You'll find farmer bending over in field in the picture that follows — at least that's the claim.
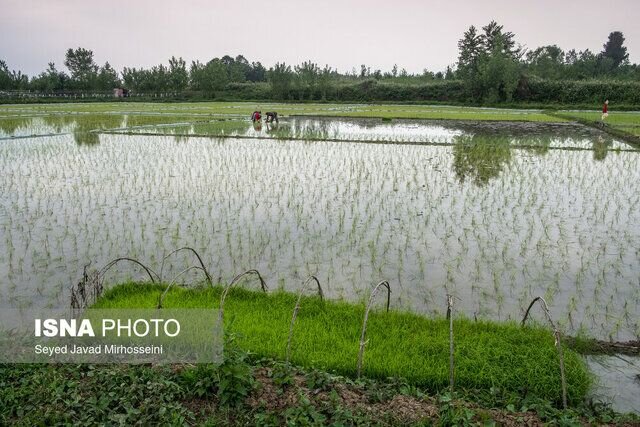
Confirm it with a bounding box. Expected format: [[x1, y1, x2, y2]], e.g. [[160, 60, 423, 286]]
[[251, 111, 262, 122], [601, 100, 609, 127], [265, 111, 279, 123]]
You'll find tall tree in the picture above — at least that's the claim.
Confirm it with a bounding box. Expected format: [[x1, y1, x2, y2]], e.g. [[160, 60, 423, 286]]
[[96, 62, 120, 90], [526, 45, 565, 79], [247, 61, 266, 82], [0, 60, 29, 90], [473, 34, 521, 102], [482, 21, 521, 59], [457, 25, 484, 78], [268, 62, 293, 99], [122, 67, 144, 90], [229, 55, 250, 82], [317, 65, 334, 100], [295, 61, 319, 89], [359, 64, 370, 78], [64, 47, 98, 89], [188, 61, 206, 91], [202, 59, 228, 92], [0, 60, 12, 89], [601, 31, 629, 68], [168, 56, 188, 90], [445, 65, 455, 80], [150, 64, 170, 91]]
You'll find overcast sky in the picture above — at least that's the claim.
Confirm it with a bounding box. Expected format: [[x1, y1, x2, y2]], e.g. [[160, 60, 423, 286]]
[[1, 0, 639, 76]]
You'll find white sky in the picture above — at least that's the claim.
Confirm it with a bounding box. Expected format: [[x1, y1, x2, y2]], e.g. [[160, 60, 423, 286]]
[[1, 0, 639, 76]]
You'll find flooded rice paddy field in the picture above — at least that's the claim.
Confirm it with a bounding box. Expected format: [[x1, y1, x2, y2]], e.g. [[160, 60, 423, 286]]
[[110, 116, 634, 151], [586, 355, 640, 414], [0, 102, 565, 121], [0, 105, 639, 344]]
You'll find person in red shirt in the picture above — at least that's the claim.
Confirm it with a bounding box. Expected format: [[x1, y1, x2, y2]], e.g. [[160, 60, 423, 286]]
[[601, 100, 609, 125]]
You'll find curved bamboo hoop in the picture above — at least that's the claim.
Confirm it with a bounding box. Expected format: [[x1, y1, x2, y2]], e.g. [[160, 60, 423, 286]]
[[286, 276, 324, 362], [218, 270, 268, 322], [357, 280, 391, 377], [98, 257, 159, 284], [71, 258, 158, 311], [522, 296, 568, 409], [70, 263, 92, 310], [159, 247, 212, 286], [157, 266, 207, 309], [447, 294, 455, 392]]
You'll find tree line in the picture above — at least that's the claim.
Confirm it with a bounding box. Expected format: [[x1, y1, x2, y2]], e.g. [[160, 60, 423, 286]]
[[1, 23, 638, 105]]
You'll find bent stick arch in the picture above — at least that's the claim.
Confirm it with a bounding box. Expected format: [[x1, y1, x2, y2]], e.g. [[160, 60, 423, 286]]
[[357, 280, 391, 377], [286, 276, 324, 362], [522, 296, 568, 409]]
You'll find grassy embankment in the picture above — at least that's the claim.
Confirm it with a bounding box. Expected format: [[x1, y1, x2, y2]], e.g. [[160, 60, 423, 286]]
[[92, 282, 590, 405], [549, 110, 640, 146]]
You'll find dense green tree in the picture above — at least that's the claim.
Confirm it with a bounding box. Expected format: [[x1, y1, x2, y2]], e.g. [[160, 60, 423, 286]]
[[13, 71, 29, 89], [294, 60, 319, 99], [220, 55, 234, 67], [122, 67, 143, 90], [247, 61, 266, 82], [317, 65, 334, 100], [0, 60, 12, 89], [31, 63, 64, 91], [268, 62, 293, 99], [565, 49, 578, 65], [601, 31, 629, 68], [168, 56, 188, 90], [457, 25, 484, 78], [0, 60, 29, 90], [526, 45, 565, 79], [445, 66, 455, 80], [188, 61, 206, 91], [482, 21, 521, 59], [120, 65, 169, 92], [458, 23, 521, 101], [145, 65, 169, 92], [229, 55, 250, 82], [64, 47, 98, 89], [96, 62, 120, 90], [572, 49, 599, 78], [472, 34, 521, 102], [201, 59, 228, 92]]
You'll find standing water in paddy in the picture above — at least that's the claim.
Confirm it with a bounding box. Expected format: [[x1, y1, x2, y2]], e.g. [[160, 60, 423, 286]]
[[0, 118, 639, 344]]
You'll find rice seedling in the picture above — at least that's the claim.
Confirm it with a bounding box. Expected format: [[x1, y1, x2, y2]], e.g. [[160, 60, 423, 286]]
[[91, 281, 592, 405]]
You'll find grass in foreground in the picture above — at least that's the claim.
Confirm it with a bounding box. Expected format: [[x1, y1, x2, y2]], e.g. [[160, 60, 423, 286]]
[[93, 282, 591, 405]]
